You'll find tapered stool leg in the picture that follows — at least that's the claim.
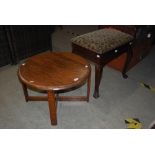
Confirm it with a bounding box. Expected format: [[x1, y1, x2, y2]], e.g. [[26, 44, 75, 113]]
[[47, 90, 57, 125], [122, 44, 133, 79], [87, 70, 91, 102], [93, 64, 103, 98]]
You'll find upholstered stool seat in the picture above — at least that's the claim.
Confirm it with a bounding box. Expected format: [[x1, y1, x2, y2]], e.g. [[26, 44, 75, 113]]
[[71, 28, 133, 54], [71, 28, 134, 98]]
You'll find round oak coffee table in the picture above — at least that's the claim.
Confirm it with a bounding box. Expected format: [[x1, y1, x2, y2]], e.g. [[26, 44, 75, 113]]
[[18, 51, 91, 125]]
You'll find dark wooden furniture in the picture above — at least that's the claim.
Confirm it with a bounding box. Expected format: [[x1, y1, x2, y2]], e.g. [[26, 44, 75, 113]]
[[71, 28, 134, 98], [0, 26, 12, 67], [5, 25, 55, 64], [18, 51, 91, 125], [0, 25, 55, 67], [99, 25, 155, 72]]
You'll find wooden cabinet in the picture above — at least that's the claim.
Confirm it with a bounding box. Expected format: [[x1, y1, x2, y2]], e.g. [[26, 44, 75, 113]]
[[5, 25, 55, 64], [0, 25, 55, 67], [0, 26, 11, 67], [99, 25, 154, 72]]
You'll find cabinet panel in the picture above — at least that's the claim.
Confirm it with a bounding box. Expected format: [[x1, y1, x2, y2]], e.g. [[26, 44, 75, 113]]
[[0, 26, 11, 67], [0, 25, 55, 67], [9, 25, 55, 63]]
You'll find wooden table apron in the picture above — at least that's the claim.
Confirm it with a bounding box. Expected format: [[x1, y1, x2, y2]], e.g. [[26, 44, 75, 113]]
[[18, 51, 91, 125]]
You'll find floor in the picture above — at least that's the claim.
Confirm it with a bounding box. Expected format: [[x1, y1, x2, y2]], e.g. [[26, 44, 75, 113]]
[[0, 25, 155, 128]]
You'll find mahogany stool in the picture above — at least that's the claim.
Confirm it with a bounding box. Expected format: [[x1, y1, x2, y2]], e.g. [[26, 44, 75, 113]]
[[71, 28, 134, 98]]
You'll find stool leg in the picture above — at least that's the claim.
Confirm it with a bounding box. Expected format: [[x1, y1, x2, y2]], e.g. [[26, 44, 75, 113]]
[[122, 45, 133, 79], [87, 70, 91, 102], [93, 64, 103, 98], [21, 83, 29, 102], [47, 90, 57, 125]]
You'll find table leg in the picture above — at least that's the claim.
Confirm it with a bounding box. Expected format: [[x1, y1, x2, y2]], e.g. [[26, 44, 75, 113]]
[[21, 82, 29, 102], [93, 64, 103, 98], [47, 90, 57, 125]]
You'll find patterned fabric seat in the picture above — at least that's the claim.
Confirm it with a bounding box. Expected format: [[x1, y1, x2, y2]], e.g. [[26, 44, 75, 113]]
[[71, 28, 134, 98], [71, 28, 134, 54]]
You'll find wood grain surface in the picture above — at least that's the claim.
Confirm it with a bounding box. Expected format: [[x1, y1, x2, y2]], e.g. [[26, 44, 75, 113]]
[[18, 51, 91, 91]]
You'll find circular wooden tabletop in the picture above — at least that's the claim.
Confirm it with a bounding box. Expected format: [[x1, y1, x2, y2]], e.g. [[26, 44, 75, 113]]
[[18, 51, 91, 91]]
